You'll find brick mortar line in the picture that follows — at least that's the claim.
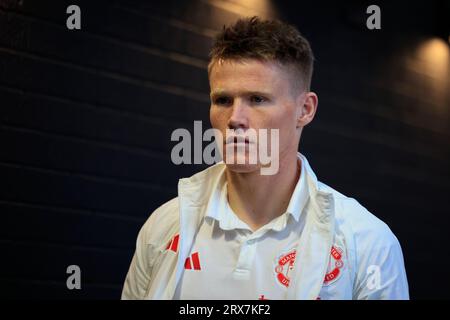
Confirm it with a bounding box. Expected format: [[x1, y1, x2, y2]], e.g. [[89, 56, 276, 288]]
[[0, 199, 145, 223], [0, 158, 175, 193], [0, 45, 209, 103]]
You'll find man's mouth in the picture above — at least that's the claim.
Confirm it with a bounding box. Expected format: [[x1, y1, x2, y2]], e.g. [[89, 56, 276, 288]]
[[225, 136, 251, 144]]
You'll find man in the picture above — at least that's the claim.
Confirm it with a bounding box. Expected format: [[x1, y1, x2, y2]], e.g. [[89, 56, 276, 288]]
[[121, 17, 409, 300]]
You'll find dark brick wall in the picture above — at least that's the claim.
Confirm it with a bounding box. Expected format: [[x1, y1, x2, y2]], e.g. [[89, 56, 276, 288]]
[[0, 0, 449, 299]]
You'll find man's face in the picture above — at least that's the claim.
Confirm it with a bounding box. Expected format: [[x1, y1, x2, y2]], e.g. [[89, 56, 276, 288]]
[[209, 59, 305, 174]]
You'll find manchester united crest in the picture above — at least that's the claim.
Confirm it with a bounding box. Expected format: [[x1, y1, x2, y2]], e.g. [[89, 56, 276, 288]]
[[323, 245, 344, 286], [274, 248, 297, 288], [274, 245, 344, 288]]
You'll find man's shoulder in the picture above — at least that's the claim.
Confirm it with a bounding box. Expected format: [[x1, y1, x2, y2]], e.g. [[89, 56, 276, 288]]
[[139, 197, 180, 246], [319, 182, 409, 299], [318, 181, 399, 249]]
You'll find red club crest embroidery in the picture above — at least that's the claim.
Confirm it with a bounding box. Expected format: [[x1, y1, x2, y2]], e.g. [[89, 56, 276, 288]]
[[323, 245, 344, 286], [274, 245, 344, 287], [274, 248, 297, 288]]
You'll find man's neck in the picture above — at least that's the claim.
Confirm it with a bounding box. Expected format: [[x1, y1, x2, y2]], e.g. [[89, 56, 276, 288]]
[[225, 151, 301, 232]]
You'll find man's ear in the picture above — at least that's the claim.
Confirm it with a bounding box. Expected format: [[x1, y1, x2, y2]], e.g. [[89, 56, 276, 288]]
[[296, 92, 318, 128]]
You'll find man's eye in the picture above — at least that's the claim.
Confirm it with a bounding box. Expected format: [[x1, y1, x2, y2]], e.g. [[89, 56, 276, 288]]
[[214, 97, 232, 105], [250, 96, 266, 104]]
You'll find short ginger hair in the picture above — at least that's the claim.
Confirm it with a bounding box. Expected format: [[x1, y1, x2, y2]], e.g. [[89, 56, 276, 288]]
[[208, 16, 315, 91]]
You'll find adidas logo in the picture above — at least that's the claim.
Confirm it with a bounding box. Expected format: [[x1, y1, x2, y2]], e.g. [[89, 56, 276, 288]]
[[166, 235, 201, 270], [166, 234, 179, 252], [184, 252, 201, 270]]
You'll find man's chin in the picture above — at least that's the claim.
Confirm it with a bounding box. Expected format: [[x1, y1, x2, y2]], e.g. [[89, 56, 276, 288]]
[[224, 163, 261, 174]]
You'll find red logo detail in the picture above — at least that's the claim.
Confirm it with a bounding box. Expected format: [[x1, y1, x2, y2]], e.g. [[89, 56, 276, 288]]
[[273, 245, 344, 287], [184, 252, 201, 270], [323, 245, 344, 285], [166, 234, 179, 252], [274, 249, 297, 288], [258, 294, 269, 300]]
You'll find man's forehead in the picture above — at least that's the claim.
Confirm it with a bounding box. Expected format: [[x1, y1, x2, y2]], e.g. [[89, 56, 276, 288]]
[[210, 58, 299, 89], [210, 80, 276, 96], [209, 59, 290, 92]]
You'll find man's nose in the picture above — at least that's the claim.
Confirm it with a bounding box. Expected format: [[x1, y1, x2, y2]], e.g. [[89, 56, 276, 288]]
[[227, 100, 249, 130]]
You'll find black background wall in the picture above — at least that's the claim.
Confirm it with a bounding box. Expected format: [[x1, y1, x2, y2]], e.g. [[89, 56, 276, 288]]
[[0, 0, 449, 299]]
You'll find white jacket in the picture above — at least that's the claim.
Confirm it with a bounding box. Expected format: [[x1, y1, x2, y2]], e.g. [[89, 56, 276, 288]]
[[121, 153, 409, 300]]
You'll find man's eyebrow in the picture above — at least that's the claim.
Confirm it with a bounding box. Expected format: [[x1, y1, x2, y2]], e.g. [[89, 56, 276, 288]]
[[210, 90, 273, 98], [210, 90, 228, 98]]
